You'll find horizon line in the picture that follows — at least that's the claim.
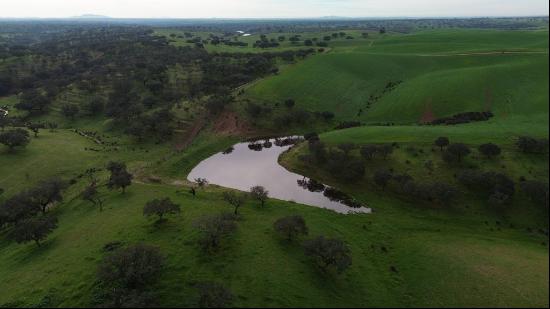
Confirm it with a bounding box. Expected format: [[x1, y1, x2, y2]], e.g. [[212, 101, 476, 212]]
[[1, 15, 549, 20]]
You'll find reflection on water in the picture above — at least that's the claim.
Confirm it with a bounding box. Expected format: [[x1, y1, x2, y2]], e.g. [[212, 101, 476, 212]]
[[187, 137, 371, 214]]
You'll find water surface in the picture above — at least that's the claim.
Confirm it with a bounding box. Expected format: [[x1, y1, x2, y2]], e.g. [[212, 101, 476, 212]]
[[187, 138, 371, 214]]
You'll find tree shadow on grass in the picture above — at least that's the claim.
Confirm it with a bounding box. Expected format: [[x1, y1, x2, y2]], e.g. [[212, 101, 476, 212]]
[[12, 237, 59, 266]]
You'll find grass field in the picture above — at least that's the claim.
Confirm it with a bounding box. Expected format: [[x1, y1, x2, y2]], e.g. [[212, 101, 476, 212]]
[[1, 28, 548, 308], [1, 139, 548, 307], [245, 29, 549, 129]]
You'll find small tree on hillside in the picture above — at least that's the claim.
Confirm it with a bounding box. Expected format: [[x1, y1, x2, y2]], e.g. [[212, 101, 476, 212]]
[[97, 244, 164, 307], [444, 143, 471, 163], [107, 161, 133, 193], [434, 137, 449, 151], [143, 198, 180, 223], [0, 128, 30, 152], [250, 186, 269, 207], [303, 236, 352, 274], [11, 215, 58, 247], [273, 215, 308, 241], [478, 143, 501, 159], [222, 191, 246, 215], [82, 183, 104, 211], [193, 213, 237, 252], [30, 178, 67, 214]]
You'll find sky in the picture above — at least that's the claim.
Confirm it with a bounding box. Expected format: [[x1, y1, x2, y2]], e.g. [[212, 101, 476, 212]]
[[0, 0, 548, 19]]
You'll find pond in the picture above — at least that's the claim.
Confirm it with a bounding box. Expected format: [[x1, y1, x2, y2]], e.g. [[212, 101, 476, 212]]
[[187, 137, 371, 214]]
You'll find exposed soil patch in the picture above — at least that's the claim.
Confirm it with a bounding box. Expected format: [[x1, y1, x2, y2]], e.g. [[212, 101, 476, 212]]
[[174, 118, 206, 151], [213, 111, 254, 136]]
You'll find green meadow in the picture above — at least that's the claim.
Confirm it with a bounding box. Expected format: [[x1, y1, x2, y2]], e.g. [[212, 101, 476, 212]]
[[245, 29, 549, 129]]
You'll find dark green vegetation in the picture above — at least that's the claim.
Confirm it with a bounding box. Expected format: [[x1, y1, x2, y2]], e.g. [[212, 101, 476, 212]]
[[0, 17, 548, 308]]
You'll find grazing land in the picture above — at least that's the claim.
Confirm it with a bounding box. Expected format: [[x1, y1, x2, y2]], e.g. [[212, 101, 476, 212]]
[[0, 17, 548, 308]]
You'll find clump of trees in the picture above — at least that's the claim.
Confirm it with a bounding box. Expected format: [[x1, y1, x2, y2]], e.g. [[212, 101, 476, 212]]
[[0, 128, 30, 152], [143, 198, 180, 223], [95, 244, 164, 307], [303, 236, 352, 274], [1, 178, 67, 244], [457, 169, 515, 206], [273, 215, 308, 241]]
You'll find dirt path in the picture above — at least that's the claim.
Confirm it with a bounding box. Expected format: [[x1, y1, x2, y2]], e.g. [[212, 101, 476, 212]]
[[174, 118, 206, 151]]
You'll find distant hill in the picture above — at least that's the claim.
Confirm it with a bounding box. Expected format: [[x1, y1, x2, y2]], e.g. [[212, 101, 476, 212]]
[[72, 14, 111, 19]]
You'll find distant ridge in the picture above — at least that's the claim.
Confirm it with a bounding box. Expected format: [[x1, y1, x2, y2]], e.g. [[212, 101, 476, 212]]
[[71, 14, 111, 19]]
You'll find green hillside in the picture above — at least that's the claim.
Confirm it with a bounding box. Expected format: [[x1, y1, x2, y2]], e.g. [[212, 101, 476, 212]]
[[245, 29, 549, 126]]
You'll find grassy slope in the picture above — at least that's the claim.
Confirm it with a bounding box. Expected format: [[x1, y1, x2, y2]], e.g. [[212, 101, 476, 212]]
[[0, 127, 547, 307], [245, 29, 549, 129]]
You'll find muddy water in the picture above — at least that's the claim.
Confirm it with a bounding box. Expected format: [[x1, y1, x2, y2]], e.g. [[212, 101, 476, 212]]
[[187, 138, 371, 214]]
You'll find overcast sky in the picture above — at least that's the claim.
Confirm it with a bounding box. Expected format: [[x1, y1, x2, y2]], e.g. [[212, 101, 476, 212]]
[[1, 0, 548, 18]]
